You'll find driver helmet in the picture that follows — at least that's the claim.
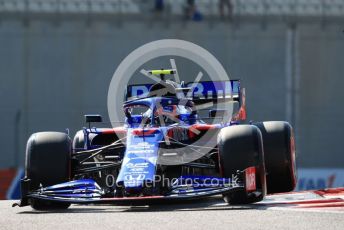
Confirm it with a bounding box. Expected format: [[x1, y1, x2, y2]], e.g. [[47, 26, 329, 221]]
[[154, 105, 178, 119]]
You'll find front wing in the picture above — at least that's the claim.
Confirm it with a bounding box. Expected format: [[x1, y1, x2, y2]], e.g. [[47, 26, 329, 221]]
[[24, 187, 244, 206], [13, 167, 257, 207]]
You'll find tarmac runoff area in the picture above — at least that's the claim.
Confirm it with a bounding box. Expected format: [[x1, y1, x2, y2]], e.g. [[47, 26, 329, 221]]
[[0, 188, 343, 230]]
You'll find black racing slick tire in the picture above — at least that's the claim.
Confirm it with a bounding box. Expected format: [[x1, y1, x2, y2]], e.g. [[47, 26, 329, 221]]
[[72, 130, 99, 152], [25, 132, 71, 210], [218, 125, 267, 204], [72, 130, 85, 152], [255, 121, 297, 194]]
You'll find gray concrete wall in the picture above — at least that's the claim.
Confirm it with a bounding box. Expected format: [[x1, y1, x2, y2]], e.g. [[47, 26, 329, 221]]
[[0, 18, 343, 168], [298, 24, 344, 167]]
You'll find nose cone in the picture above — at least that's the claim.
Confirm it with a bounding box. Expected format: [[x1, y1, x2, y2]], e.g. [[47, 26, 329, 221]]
[[116, 128, 164, 195]]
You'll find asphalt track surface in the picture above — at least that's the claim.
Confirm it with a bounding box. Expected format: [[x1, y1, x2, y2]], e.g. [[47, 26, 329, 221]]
[[1, 196, 343, 230]]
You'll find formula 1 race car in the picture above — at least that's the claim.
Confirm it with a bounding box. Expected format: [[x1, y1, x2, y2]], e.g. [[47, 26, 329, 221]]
[[14, 69, 297, 210]]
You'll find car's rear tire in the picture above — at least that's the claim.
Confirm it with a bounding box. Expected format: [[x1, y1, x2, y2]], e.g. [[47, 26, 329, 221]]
[[25, 132, 71, 210], [72, 130, 99, 152], [254, 121, 297, 194], [218, 125, 266, 204], [72, 130, 85, 152]]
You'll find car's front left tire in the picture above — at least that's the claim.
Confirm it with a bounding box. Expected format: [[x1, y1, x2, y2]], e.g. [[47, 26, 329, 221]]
[[218, 125, 267, 204]]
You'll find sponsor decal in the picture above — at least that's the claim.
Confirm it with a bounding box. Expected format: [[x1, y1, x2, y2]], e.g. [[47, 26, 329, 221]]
[[126, 162, 149, 168], [130, 142, 155, 150], [296, 168, 344, 191], [127, 81, 239, 101], [127, 149, 155, 154], [245, 167, 256, 192], [124, 174, 146, 181]]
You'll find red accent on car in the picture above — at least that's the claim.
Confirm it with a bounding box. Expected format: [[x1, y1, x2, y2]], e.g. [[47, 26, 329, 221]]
[[132, 128, 158, 136], [245, 167, 256, 192], [101, 127, 127, 134], [190, 124, 217, 131], [188, 129, 196, 139], [187, 124, 217, 139], [232, 106, 247, 121], [238, 106, 247, 120]]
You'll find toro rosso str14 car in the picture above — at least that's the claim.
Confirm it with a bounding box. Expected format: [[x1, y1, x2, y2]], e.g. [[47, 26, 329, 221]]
[[14, 69, 297, 210]]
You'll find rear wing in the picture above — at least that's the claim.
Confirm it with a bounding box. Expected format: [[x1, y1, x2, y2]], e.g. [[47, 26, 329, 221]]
[[125, 80, 242, 106]]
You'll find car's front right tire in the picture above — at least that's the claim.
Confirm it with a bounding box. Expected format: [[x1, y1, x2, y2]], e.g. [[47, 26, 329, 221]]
[[25, 132, 71, 210]]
